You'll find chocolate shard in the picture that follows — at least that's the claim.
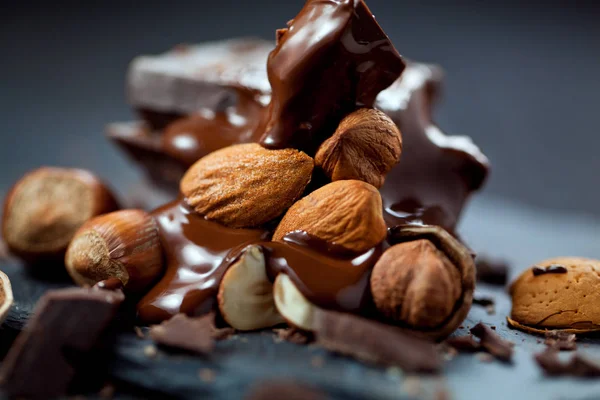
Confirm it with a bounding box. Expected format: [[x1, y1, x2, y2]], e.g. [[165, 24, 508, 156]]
[[260, 0, 405, 152], [472, 294, 495, 307], [475, 256, 509, 286], [446, 335, 481, 353], [535, 348, 600, 377], [470, 323, 513, 362], [313, 310, 441, 373], [0, 287, 124, 398], [544, 330, 577, 351], [245, 381, 329, 400], [149, 313, 216, 354], [127, 38, 273, 128], [532, 264, 568, 276]]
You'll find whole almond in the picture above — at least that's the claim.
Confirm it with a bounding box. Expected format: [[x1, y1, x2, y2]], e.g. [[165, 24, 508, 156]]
[[508, 257, 600, 334], [273, 180, 386, 253], [181, 143, 314, 228], [315, 108, 402, 189]]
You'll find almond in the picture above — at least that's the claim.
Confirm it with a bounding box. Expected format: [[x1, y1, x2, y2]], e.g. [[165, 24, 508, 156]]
[[181, 143, 314, 228], [315, 108, 402, 189], [273, 180, 386, 253], [508, 257, 600, 334]]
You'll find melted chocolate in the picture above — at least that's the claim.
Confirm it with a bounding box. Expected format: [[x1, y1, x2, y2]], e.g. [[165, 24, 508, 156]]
[[532, 264, 568, 276], [137, 200, 270, 324], [376, 63, 490, 232], [162, 88, 267, 166], [262, 231, 382, 314], [260, 0, 405, 152]]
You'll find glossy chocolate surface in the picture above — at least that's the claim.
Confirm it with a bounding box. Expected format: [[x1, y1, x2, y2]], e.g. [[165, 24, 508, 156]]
[[137, 200, 270, 324], [162, 87, 267, 166], [263, 231, 382, 314], [376, 63, 490, 232], [260, 0, 405, 152]]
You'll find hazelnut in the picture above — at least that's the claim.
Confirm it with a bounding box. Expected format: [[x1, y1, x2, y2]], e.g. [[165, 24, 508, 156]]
[[0, 271, 13, 325], [315, 108, 402, 189], [217, 245, 284, 331], [2, 167, 118, 264], [273, 180, 387, 253], [370, 225, 475, 340], [65, 210, 164, 292]]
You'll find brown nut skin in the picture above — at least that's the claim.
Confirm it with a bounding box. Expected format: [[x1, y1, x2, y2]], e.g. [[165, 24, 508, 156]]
[[315, 108, 402, 189], [2, 167, 119, 264], [508, 257, 600, 334], [65, 209, 164, 293], [371, 225, 475, 340], [273, 180, 387, 254], [181, 143, 314, 229]]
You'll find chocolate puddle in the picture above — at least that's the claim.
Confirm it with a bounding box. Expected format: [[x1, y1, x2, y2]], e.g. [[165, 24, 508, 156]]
[[137, 200, 270, 324]]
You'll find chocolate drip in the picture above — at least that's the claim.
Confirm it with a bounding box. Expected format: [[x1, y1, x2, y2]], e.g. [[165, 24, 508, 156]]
[[162, 87, 267, 166], [376, 63, 490, 232], [260, 0, 405, 152], [262, 231, 382, 314], [532, 264, 568, 276], [136, 200, 270, 324]]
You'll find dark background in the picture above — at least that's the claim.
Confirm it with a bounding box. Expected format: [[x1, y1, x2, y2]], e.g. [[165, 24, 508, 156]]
[[1, 0, 600, 215]]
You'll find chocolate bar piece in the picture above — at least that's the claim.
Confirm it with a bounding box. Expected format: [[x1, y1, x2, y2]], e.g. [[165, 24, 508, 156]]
[[0, 287, 124, 398], [127, 38, 273, 129], [260, 0, 405, 152]]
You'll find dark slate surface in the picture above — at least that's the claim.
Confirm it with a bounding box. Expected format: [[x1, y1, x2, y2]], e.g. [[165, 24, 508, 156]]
[[1, 195, 600, 400]]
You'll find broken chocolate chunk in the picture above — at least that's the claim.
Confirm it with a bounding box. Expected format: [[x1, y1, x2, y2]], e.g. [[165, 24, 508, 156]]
[[127, 38, 273, 128], [260, 0, 404, 152], [532, 264, 567, 276], [149, 313, 215, 354], [535, 348, 600, 377], [544, 330, 577, 351], [0, 287, 124, 398], [470, 323, 513, 362], [313, 310, 441, 373], [475, 256, 509, 285], [446, 336, 481, 353]]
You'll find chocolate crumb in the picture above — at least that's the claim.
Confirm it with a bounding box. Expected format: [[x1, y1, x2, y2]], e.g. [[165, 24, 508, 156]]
[[470, 323, 513, 362], [535, 348, 600, 377], [311, 355, 325, 368], [244, 381, 328, 400], [475, 256, 509, 285], [149, 313, 215, 354], [544, 331, 577, 351], [459, 326, 465, 329], [274, 328, 313, 345], [144, 345, 158, 358], [446, 336, 481, 353], [198, 368, 216, 383], [491, 326, 496, 330], [134, 326, 145, 339], [314, 310, 441, 373], [532, 264, 567, 276]]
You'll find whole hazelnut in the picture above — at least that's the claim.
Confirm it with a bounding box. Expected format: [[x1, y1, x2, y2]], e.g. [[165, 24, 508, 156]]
[[315, 108, 402, 189], [2, 167, 118, 264], [370, 225, 475, 340], [65, 209, 164, 292]]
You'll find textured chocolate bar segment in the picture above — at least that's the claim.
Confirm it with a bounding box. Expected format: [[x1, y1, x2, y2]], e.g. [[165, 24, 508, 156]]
[[127, 38, 273, 127], [0, 287, 124, 398], [314, 310, 441, 373]]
